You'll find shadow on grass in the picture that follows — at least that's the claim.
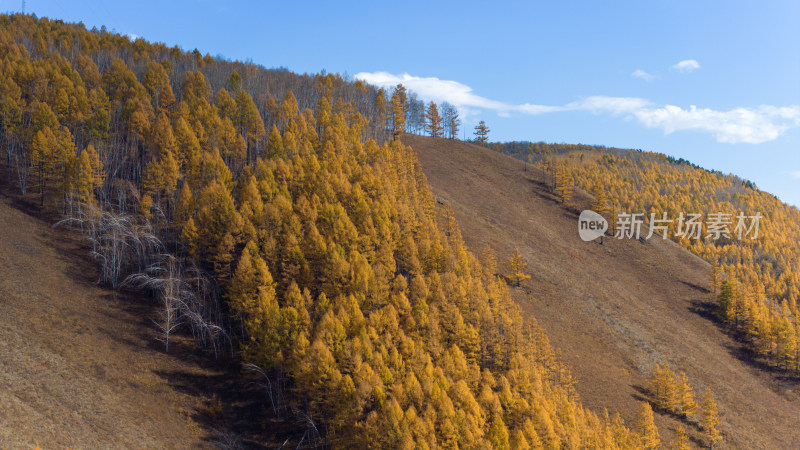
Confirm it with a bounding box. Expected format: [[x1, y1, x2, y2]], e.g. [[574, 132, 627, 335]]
[[680, 280, 711, 294], [0, 179, 301, 449], [688, 299, 800, 387], [154, 359, 301, 449], [630, 384, 703, 433]]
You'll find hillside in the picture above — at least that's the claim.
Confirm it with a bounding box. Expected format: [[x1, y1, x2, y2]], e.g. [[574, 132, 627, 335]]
[[0, 188, 280, 448], [404, 134, 800, 448]]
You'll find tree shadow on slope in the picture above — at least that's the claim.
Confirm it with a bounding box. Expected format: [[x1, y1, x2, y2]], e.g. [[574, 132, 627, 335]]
[[154, 358, 311, 449], [91, 289, 306, 447], [630, 384, 703, 433], [0, 182, 302, 448], [688, 299, 800, 387], [679, 280, 710, 294]]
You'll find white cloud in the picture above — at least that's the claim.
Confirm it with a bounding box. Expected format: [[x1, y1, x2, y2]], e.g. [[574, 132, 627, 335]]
[[354, 71, 800, 144], [127, 33, 139, 41], [631, 69, 658, 82], [354, 72, 512, 112], [672, 59, 700, 73], [634, 104, 800, 144], [566, 96, 653, 115], [791, 171, 800, 179]]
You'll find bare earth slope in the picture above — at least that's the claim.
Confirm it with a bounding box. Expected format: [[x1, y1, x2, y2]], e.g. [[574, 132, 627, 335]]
[[405, 134, 799, 449], [0, 193, 230, 448]]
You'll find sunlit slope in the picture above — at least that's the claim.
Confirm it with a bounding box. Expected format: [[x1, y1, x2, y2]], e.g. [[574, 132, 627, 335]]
[[405, 133, 800, 449], [0, 195, 212, 447]]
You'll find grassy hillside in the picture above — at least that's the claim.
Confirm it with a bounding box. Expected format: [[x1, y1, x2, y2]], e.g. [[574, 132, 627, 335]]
[[0, 190, 220, 447], [494, 141, 800, 377], [406, 134, 800, 448]]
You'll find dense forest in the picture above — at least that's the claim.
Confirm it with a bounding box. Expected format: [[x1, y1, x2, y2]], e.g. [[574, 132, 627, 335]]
[[493, 140, 800, 379], [0, 14, 675, 448]]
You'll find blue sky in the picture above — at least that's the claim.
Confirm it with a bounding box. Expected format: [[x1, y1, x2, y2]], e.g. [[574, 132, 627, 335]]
[[6, 0, 800, 206]]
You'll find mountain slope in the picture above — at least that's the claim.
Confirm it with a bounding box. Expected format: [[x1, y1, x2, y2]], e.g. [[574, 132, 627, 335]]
[[404, 134, 800, 448], [0, 192, 261, 448]]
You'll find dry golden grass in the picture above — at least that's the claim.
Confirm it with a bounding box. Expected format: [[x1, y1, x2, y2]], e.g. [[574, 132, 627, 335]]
[[0, 191, 217, 448]]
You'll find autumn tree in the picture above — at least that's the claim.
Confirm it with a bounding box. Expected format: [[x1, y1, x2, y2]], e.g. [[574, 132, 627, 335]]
[[372, 88, 387, 141], [674, 425, 690, 450], [30, 126, 58, 205], [590, 185, 609, 217], [75, 144, 104, 203], [142, 61, 176, 113], [554, 165, 573, 205], [235, 89, 265, 163], [634, 401, 660, 450], [424, 101, 443, 138], [649, 363, 678, 412], [504, 248, 531, 287], [675, 371, 698, 416], [701, 390, 722, 448], [389, 84, 407, 138], [474, 120, 490, 144]]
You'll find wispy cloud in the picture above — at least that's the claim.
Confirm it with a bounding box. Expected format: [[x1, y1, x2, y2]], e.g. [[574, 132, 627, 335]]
[[791, 171, 800, 179], [354, 72, 510, 112], [567, 96, 652, 115], [672, 59, 700, 73], [633, 105, 800, 144], [354, 71, 800, 144], [631, 69, 658, 82]]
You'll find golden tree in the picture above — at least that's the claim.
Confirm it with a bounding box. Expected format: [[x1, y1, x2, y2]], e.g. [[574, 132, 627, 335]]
[[675, 371, 698, 416], [30, 126, 58, 205], [675, 425, 690, 450], [424, 101, 443, 138], [634, 401, 660, 450], [390, 84, 407, 138], [505, 248, 531, 287], [590, 185, 609, 217], [648, 363, 678, 412], [554, 165, 573, 205], [701, 390, 722, 448], [75, 144, 104, 203]]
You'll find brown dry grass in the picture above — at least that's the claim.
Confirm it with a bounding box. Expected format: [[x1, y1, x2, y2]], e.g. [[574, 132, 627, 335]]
[[0, 187, 284, 448], [405, 134, 800, 449]]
